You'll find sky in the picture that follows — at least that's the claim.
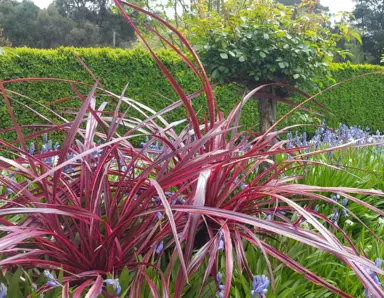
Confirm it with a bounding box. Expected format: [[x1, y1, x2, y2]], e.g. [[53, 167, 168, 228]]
[[32, 0, 355, 12]]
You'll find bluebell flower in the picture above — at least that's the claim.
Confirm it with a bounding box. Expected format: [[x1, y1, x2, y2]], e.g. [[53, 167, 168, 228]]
[[216, 272, 225, 297], [251, 275, 270, 298], [47, 139, 52, 150], [104, 278, 121, 295], [331, 208, 339, 225], [29, 142, 35, 155], [336, 155, 342, 167], [266, 214, 272, 221], [156, 241, 164, 254], [239, 182, 248, 190], [44, 270, 61, 287], [43, 270, 55, 280], [153, 196, 161, 205], [41, 144, 49, 153], [171, 198, 185, 205], [5, 187, 13, 195], [0, 283, 7, 298], [218, 233, 225, 251], [331, 195, 338, 202], [341, 198, 349, 216], [364, 258, 383, 297], [155, 211, 163, 220], [47, 280, 60, 287], [216, 272, 223, 284], [43, 133, 48, 144], [54, 142, 60, 150]]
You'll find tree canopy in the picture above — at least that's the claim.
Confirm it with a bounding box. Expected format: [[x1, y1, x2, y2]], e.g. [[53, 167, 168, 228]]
[[353, 0, 384, 64], [0, 0, 136, 48], [0, 27, 11, 47], [184, 0, 358, 132]]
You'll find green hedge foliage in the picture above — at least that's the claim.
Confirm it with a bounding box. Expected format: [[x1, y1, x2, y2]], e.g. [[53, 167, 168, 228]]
[[0, 47, 384, 144], [316, 63, 384, 131]]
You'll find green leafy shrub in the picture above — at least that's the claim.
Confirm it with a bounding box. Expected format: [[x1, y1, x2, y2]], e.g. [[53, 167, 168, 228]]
[[313, 63, 384, 130], [1, 48, 384, 140]]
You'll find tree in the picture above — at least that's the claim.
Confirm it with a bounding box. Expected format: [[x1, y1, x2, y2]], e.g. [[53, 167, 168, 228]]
[[0, 26, 11, 47], [353, 0, 384, 64], [54, 0, 136, 47], [0, 0, 136, 48], [0, 0, 40, 47], [186, 1, 353, 133], [34, 5, 76, 48], [276, 0, 329, 13]]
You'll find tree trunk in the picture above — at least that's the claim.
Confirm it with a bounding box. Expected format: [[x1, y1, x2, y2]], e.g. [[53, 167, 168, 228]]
[[257, 95, 276, 134]]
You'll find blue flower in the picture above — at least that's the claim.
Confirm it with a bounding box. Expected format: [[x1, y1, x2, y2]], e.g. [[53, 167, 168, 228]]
[[364, 258, 383, 296], [216, 272, 223, 284], [104, 278, 121, 295], [251, 275, 270, 298], [47, 139, 52, 150], [331, 208, 339, 225], [43, 133, 48, 144], [0, 283, 7, 298], [47, 280, 60, 287], [155, 212, 163, 220], [156, 241, 164, 254], [218, 233, 225, 251], [171, 198, 186, 205], [29, 142, 35, 155], [216, 272, 225, 297], [44, 270, 61, 287], [44, 270, 55, 281]]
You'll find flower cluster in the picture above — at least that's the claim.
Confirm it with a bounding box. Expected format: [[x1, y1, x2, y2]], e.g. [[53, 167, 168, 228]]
[[44, 270, 61, 288], [328, 195, 349, 225], [0, 283, 7, 298], [141, 137, 163, 152], [288, 122, 384, 158], [39, 134, 60, 167], [104, 278, 121, 295], [251, 275, 270, 298], [364, 258, 382, 297], [216, 272, 225, 298]]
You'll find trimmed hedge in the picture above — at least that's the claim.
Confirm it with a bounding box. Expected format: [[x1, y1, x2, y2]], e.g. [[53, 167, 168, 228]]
[[0, 47, 384, 143], [316, 63, 384, 131]]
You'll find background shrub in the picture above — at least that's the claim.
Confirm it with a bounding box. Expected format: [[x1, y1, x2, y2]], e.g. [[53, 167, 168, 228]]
[[0, 47, 384, 141]]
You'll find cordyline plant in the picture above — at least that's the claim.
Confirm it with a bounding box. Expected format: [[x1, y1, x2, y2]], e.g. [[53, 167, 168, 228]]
[[0, 1, 383, 297]]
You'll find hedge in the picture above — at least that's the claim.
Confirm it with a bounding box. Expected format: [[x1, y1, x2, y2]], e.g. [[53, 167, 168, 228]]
[[315, 63, 384, 131], [0, 47, 384, 143]]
